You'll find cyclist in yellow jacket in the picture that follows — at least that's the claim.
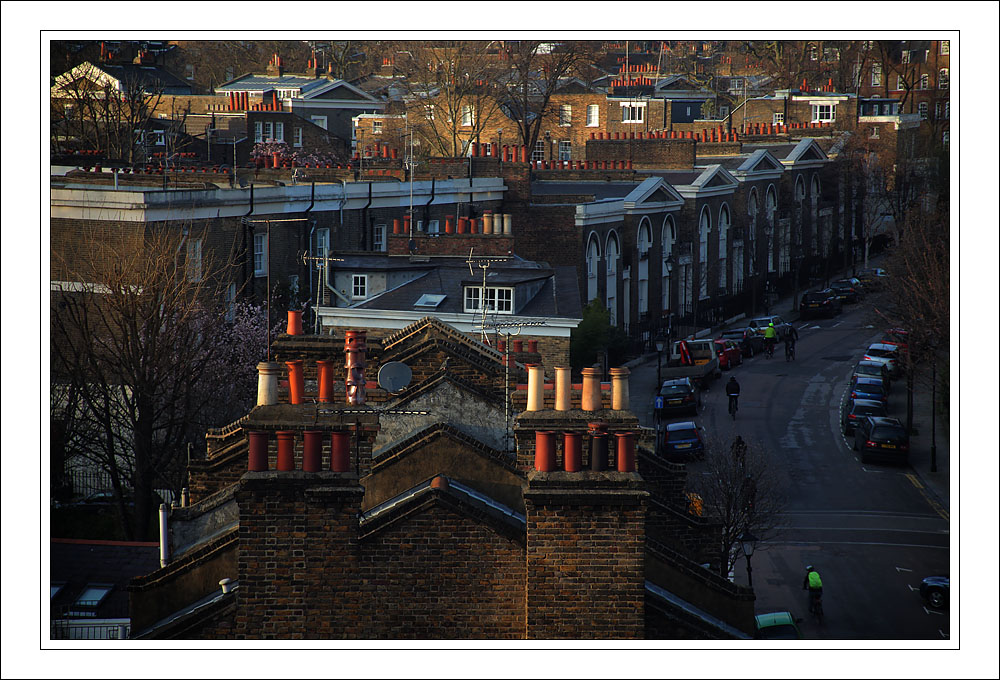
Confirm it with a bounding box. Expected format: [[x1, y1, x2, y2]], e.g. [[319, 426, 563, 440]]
[[763, 322, 778, 357], [803, 565, 823, 613]]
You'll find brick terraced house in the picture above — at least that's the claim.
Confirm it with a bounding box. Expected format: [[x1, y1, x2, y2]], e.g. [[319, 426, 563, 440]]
[[126, 317, 754, 639]]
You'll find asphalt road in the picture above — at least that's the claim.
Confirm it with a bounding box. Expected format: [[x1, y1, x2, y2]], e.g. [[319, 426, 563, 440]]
[[632, 301, 950, 641]]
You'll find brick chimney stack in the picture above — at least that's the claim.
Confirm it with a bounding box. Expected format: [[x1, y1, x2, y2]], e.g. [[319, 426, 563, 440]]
[[524, 470, 648, 638], [266, 53, 285, 78]]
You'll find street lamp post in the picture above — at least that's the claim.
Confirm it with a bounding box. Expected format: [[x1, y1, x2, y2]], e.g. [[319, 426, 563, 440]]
[[739, 530, 758, 589]]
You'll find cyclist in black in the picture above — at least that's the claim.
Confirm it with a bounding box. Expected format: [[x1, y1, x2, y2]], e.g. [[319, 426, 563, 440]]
[[784, 324, 799, 360], [726, 376, 741, 416]]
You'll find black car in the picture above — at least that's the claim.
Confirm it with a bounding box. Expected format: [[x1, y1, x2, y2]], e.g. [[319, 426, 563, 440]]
[[656, 378, 700, 416], [853, 416, 909, 463], [718, 327, 764, 357], [830, 279, 865, 304], [919, 575, 949, 609], [799, 289, 843, 319], [842, 398, 887, 435]]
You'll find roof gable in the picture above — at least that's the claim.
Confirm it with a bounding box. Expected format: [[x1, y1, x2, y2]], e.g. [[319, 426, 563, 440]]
[[623, 176, 685, 211], [737, 149, 785, 175], [783, 138, 829, 165]]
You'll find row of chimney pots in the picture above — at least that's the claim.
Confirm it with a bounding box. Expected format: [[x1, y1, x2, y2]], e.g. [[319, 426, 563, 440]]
[[391, 212, 513, 236], [534, 424, 636, 473]]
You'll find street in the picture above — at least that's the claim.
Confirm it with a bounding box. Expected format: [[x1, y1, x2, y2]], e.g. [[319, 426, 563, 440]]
[[632, 301, 950, 640]]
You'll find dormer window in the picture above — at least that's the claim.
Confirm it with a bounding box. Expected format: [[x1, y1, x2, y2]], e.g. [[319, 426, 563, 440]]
[[464, 286, 513, 314]]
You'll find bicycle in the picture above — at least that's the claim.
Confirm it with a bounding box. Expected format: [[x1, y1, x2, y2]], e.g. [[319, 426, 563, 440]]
[[765, 339, 775, 359], [728, 394, 739, 420], [808, 590, 824, 622], [785, 343, 795, 362]]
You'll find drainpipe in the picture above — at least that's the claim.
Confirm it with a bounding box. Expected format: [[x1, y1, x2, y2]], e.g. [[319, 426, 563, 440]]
[[304, 182, 316, 309], [158, 503, 169, 568], [423, 177, 436, 225], [242, 184, 255, 296], [362, 182, 373, 250]]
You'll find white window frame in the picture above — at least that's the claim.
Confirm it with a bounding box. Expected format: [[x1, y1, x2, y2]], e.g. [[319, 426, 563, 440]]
[[310, 115, 328, 130], [254, 121, 263, 143], [293, 127, 303, 147], [464, 286, 513, 314], [558, 140, 572, 161], [531, 140, 545, 161], [274, 122, 283, 143], [919, 73, 929, 90], [559, 104, 572, 126], [586, 104, 599, 127], [315, 228, 330, 262], [870, 126, 880, 139], [871, 64, 882, 87], [253, 233, 267, 277], [938, 69, 949, 89], [373, 120, 383, 134], [940, 40, 949, 55], [772, 112, 784, 125], [373, 224, 386, 252], [810, 104, 836, 123], [424, 105, 435, 121], [896, 75, 905, 91], [620, 101, 646, 124], [901, 50, 911, 65], [352, 274, 367, 300], [918, 102, 928, 120], [428, 219, 440, 234], [461, 105, 475, 127], [186, 238, 202, 282]]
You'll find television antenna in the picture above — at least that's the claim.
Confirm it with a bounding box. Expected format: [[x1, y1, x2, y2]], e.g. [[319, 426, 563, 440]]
[[465, 247, 510, 346], [300, 250, 345, 334]]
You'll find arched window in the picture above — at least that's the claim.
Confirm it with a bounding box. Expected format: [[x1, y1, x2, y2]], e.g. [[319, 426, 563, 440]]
[[811, 175, 822, 253], [698, 207, 711, 299], [718, 204, 730, 290], [765, 185, 777, 273], [586, 234, 601, 303], [637, 218, 651, 316], [605, 231, 619, 325], [662, 216, 675, 313], [938, 68, 949, 89]]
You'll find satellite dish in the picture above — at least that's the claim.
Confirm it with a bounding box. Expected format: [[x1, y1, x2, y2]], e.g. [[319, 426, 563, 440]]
[[377, 361, 412, 393]]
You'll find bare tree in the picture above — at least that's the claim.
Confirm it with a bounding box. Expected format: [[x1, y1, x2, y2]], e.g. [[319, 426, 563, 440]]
[[389, 41, 504, 158], [691, 436, 786, 579], [497, 40, 600, 151], [50, 226, 254, 540], [52, 61, 164, 164]]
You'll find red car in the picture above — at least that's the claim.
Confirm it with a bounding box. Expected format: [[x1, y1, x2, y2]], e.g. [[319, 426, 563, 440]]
[[881, 328, 910, 354], [713, 338, 743, 370]]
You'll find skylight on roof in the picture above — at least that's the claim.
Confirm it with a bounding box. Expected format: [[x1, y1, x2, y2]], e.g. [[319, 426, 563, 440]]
[[414, 294, 446, 309]]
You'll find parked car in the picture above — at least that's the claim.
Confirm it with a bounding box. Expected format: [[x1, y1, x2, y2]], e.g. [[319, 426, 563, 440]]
[[799, 289, 843, 319], [919, 575, 949, 609], [864, 342, 902, 377], [661, 421, 705, 462], [858, 267, 889, 288], [852, 360, 892, 391], [748, 315, 794, 341], [718, 327, 764, 357], [853, 416, 909, 463], [842, 398, 888, 435], [881, 328, 910, 355], [754, 612, 802, 640], [656, 377, 701, 416], [662, 339, 721, 388], [830, 279, 865, 303], [849, 376, 889, 407], [713, 338, 743, 370]]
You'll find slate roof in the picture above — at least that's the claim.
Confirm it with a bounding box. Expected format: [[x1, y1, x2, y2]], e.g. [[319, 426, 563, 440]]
[[530, 181, 641, 201], [352, 259, 582, 320], [215, 74, 330, 94], [94, 63, 193, 95], [50, 539, 160, 619]]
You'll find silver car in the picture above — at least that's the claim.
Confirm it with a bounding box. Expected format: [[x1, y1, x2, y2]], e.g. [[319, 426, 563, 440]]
[[863, 343, 901, 377]]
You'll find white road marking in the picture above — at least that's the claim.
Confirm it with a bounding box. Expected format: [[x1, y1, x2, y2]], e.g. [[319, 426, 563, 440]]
[[939, 630, 949, 639], [908, 584, 920, 592], [924, 607, 945, 616], [896, 566, 914, 572]]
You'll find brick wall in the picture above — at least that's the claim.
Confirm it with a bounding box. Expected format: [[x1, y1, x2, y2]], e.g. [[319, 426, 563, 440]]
[[524, 471, 648, 639], [361, 502, 525, 638], [387, 232, 513, 257], [585, 138, 696, 168], [234, 472, 366, 639]]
